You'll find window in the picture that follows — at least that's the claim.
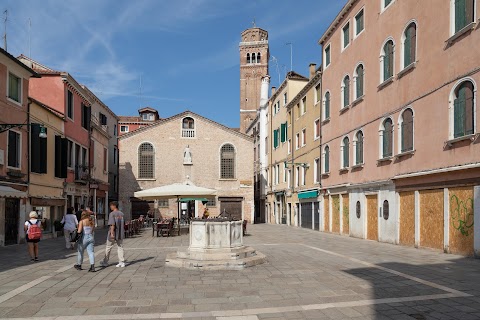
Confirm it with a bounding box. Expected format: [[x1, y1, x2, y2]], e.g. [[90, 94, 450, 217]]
[[280, 122, 288, 143], [324, 45, 331, 67], [114, 124, 117, 136], [324, 91, 331, 120], [354, 131, 364, 165], [295, 166, 300, 187], [403, 22, 417, 68], [296, 133, 300, 150], [355, 9, 364, 36], [81, 103, 91, 130], [206, 198, 216, 207], [113, 147, 117, 164], [400, 108, 414, 152], [257, 52, 261, 63], [341, 136, 350, 168], [383, 200, 390, 220], [273, 129, 280, 149], [103, 148, 108, 172], [220, 144, 235, 179], [288, 139, 291, 154], [342, 75, 350, 108], [356, 201, 361, 218], [301, 97, 307, 115], [453, 81, 475, 138], [246, 53, 251, 64], [265, 137, 268, 155], [252, 53, 256, 64], [182, 117, 195, 138], [54, 136, 67, 178], [315, 84, 321, 104], [67, 140, 74, 168], [301, 166, 306, 186], [301, 129, 306, 147], [454, 0, 475, 33], [158, 199, 169, 207], [283, 93, 288, 106], [67, 90, 74, 119], [382, 40, 394, 81], [138, 142, 154, 179], [8, 72, 21, 103], [314, 158, 320, 183], [383, 0, 393, 10], [323, 145, 330, 173], [342, 22, 350, 49], [7, 130, 21, 168], [314, 119, 320, 140], [355, 64, 364, 99], [275, 164, 280, 185], [99, 113, 107, 125], [31, 124, 47, 174], [120, 125, 129, 133], [381, 118, 394, 158]]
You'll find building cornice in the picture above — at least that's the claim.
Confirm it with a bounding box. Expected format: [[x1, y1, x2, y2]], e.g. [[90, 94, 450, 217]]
[[286, 71, 322, 111], [318, 0, 358, 45]]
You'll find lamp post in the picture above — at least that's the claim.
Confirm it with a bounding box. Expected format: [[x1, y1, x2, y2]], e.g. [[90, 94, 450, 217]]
[[0, 123, 47, 137]]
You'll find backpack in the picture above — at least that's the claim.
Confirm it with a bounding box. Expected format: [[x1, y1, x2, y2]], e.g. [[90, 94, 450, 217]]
[[28, 220, 42, 240]]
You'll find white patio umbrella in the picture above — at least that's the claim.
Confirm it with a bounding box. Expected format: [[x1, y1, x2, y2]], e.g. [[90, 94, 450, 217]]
[[133, 183, 217, 222]]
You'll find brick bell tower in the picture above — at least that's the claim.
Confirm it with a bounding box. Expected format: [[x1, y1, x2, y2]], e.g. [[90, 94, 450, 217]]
[[239, 26, 269, 133]]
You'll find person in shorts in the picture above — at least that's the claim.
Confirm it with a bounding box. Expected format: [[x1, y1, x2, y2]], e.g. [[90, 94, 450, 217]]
[[24, 211, 41, 262]]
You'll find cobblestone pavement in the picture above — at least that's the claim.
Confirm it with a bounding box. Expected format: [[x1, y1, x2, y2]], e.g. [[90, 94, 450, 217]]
[[0, 224, 479, 320]]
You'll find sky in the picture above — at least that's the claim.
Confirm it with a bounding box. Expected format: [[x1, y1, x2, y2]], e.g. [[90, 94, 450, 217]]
[[3, 0, 346, 128]]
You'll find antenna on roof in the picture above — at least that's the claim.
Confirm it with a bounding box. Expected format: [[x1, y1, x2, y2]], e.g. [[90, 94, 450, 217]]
[[252, 17, 256, 28], [3, 10, 7, 51], [270, 56, 281, 87]]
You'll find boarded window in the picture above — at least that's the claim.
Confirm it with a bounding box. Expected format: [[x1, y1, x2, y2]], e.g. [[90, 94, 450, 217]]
[[404, 23, 416, 67], [401, 109, 414, 152], [138, 143, 154, 179], [356, 131, 364, 165], [454, 81, 474, 138], [220, 144, 235, 179], [382, 118, 393, 158]]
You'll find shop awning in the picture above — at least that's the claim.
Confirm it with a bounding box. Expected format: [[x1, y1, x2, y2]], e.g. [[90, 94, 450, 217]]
[[298, 190, 319, 200], [178, 197, 209, 203], [0, 186, 27, 198]]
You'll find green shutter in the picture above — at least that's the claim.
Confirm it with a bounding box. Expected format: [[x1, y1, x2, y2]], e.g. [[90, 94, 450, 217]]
[[383, 48, 389, 81], [454, 95, 466, 138], [385, 0, 392, 7], [404, 29, 411, 67], [325, 46, 330, 66], [455, 0, 466, 32], [273, 130, 278, 148], [325, 148, 330, 172], [280, 123, 287, 143], [325, 93, 330, 118], [343, 141, 349, 167], [344, 78, 350, 107], [356, 67, 363, 97]]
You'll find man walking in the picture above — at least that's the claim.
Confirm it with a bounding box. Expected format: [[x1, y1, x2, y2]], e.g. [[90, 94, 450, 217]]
[[100, 201, 125, 268]]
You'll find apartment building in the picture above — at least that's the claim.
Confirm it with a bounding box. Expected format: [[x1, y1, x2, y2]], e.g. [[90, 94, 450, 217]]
[[318, 0, 479, 256]]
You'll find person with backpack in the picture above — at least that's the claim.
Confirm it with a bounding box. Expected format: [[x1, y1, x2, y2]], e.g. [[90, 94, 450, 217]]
[[61, 207, 78, 250], [24, 211, 42, 262], [74, 211, 96, 272], [100, 201, 125, 268]]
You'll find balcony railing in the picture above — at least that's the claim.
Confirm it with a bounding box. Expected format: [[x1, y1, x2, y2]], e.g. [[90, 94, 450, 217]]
[[182, 129, 195, 138], [75, 165, 90, 183]]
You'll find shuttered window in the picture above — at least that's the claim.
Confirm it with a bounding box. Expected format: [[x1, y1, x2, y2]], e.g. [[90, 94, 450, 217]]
[[315, 84, 321, 103], [343, 76, 350, 108], [355, 131, 364, 165], [355, 9, 364, 35], [356, 65, 364, 98], [343, 22, 350, 48], [31, 124, 47, 174], [324, 92, 331, 119], [220, 144, 235, 179], [54, 135, 68, 178], [8, 73, 21, 103], [67, 90, 74, 119], [273, 129, 279, 148], [401, 109, 414, 152], [138, 142, 154, 179], [383, 41, 394, 81], [324, 146, 330, 173], [7, 130, 20, 168], [382, 119, 393, 158], [455, 0, 475, 33], [81, 103, 91, 130], [404, 23, 416, 67], [280, 122, 287, 143], [384, 0, 393, 8], [342, 137, 350, 168], [325, 45, 331, 66], [454, 81, 475, 138]]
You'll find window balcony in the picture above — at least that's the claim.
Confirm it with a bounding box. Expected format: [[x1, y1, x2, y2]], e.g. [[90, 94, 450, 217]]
[[182, 129, 195, 138]]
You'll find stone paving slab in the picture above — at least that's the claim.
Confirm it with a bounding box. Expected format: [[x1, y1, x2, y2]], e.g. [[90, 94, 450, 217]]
[[0, 224, 479, 319]]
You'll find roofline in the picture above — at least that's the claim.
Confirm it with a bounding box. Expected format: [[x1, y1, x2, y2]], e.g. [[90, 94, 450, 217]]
[[119, 110, 254, 142], [318, 0, 358, 45], [2, 50, 40, 77], [269, 71, 309, 103], [28, 97, 65, 120], [286, 70, 322, 111], [81, 85, 119, 120]]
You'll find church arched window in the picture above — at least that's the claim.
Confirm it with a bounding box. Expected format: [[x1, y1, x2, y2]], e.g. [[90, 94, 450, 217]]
[[246, 53, 250, 64], [220, 144, 236, 179], [251, 53, 256, 64], [138, 142, 154, 179], [257, 52, 261, 63]]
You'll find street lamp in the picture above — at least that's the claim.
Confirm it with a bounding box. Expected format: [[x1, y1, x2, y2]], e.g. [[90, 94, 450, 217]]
[[0, 123, 47, 138]]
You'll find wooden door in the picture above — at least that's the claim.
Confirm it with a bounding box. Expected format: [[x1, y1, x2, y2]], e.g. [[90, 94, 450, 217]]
[[366, 195, 378, 241]]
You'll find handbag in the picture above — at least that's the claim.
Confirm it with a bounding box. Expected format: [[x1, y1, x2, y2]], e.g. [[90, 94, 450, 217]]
[[69, 229, 83, 243]]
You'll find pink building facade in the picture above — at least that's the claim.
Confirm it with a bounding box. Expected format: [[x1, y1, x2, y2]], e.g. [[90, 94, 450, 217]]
[[0, 49, 38, 245], [318, 0, 480, 256]]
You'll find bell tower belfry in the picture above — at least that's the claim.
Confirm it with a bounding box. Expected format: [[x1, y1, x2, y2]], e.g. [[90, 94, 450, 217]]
[[239, 27, 269, 133]]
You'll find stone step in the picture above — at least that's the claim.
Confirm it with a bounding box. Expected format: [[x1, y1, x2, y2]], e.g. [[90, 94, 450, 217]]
[[176, 246, 259, 261], [165, 250, 267, 270]]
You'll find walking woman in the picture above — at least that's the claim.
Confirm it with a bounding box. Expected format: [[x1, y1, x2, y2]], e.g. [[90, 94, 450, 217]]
[[61, 207, 78, 250], [74, 211, 96, 272], [24, 211, 42, 262]]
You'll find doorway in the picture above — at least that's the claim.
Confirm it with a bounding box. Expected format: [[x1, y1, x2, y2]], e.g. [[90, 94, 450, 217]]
[[366, 195, 378, 241], [5, 198, 19, 245]]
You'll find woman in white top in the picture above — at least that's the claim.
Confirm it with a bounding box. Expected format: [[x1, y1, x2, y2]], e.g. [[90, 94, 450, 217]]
[[61, 207, 78, 250]]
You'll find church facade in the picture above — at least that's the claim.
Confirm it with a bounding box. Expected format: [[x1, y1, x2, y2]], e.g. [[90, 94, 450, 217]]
[[118, 111, 254, 223]]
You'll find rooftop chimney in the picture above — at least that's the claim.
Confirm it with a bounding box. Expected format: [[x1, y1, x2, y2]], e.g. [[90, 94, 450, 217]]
[[309, 63, 317, 79], [271, 86, 276, 95]]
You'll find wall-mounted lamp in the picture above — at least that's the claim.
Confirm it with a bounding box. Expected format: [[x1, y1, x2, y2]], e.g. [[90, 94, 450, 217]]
[[0, 123, 47, 138]]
